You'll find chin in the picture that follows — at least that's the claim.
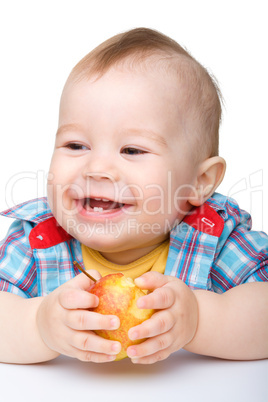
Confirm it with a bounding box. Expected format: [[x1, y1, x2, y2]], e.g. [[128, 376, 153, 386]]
[[77, 232, 125, 252]]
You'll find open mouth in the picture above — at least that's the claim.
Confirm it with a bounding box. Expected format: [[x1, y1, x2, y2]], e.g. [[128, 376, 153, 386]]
[[82, 197, 126, 213]]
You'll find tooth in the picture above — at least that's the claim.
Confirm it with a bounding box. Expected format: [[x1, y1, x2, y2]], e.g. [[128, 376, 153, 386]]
[[93, 207, 103, 212], [94, 198, 101, 201], [102, 199, 109, 202]]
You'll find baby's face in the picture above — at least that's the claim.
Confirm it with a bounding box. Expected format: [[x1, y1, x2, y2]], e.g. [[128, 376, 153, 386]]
[[47, 66, 200, 263]]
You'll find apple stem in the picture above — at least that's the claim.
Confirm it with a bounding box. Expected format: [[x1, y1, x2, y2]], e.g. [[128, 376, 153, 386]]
[[73, 261, 97, 282]]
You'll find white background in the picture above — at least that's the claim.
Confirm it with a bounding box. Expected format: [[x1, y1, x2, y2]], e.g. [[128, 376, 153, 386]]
[[1, 350, 268, 402], [0, 0, 267, 237], [0, 2, 267, 400]]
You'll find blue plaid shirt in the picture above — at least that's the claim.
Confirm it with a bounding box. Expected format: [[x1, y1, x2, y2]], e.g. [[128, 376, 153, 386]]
[[0, 193, 267, 298]]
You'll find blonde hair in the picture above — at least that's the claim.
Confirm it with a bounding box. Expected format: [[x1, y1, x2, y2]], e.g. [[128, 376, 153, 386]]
[[68, 28, 222, 157]]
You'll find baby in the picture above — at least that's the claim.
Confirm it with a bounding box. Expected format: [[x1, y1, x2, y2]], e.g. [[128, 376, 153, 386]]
[[0, 28, 267, 364]]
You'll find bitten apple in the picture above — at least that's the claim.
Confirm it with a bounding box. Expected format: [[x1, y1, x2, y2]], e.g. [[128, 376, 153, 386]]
[[88, 273, 154, 361]]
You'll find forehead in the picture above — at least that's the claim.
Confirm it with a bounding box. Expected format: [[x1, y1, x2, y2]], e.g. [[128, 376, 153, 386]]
[[65, 59, 179, 96], [62, 50, 220, 160], [61, 65, 187, 127], [62, 56, 194, 117], [59, 66, 189, 149]]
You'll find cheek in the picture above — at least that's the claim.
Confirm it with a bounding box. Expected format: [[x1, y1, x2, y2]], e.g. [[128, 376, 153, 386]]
[[135, 171, 170, 215], [140, 169, 195, 217], [47, 160, 77, 224], [47, 153, 79, 197], [171, 172, 197, 216], [48, 154, 74, 184], [47, 181, 70, 227], [141, 188, 165, 215]]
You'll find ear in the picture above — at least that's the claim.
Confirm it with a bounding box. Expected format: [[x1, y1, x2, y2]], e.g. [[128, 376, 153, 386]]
[[189, 156, 226, 207]]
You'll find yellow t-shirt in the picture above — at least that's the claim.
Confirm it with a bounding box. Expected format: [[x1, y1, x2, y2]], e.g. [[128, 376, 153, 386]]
[[81, 240, 169, 280]]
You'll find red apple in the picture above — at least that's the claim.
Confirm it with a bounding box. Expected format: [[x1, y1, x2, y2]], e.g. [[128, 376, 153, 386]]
[[88, 273, 154, 360]]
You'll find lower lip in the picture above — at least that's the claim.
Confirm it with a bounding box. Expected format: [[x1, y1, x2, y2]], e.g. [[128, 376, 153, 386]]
[[75, 199, 133, 221]]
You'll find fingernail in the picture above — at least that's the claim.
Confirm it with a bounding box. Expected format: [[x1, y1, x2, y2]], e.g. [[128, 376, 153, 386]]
[[110, 317, 120, 329], [129, 330, 138, 341], [112, 342, 121, 353], [138, 300, 145, 309], [135, 277, 145, 286]]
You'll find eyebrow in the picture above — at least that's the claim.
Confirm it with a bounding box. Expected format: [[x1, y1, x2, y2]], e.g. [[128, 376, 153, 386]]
[[56, 124, 84, 136], [126, 128, 168, 147], [56, 124, 168, 147]]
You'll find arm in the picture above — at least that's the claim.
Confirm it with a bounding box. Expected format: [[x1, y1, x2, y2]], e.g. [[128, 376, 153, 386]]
[[0, 292, 59, 364], [0, 272, 121, 364], [127, 273, 268, 363], [186, 281, 268, 360]]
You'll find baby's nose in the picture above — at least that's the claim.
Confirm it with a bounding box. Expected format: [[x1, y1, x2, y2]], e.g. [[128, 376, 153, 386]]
[[84, 171, 117, 182], [82, 151, 120, 182]]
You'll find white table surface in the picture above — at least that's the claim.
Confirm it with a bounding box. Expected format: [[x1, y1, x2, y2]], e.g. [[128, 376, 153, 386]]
[[1, 349, 267, 402]]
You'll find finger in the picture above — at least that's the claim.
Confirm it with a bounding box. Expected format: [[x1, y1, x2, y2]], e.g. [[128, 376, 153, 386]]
[[59, 288, 99, 309], [61, 343, 118, 363], [137, 286, 175, 310], [86, 269, 102, 281], [71, 270, 101, 290], [130, 348, 172, 365], [127, 332, 173, 360], [134, 271, 173, 291], [128, 310, 174, 341], [65, 310, 120, 331], [76, 351, 118, 363], [70, 331, 121, 357]]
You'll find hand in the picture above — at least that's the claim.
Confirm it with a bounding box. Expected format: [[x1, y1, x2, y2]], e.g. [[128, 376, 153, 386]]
[[127, 272, 198, 364], [36, 271, 121, 362]]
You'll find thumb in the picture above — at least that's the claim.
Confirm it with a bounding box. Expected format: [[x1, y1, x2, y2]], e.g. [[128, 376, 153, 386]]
[[73, 269, 102, 290], [134, 271, 171, 291]]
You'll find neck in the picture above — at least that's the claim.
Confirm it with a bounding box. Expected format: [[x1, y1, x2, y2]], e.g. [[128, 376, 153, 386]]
[[100, 239, 169, 265]]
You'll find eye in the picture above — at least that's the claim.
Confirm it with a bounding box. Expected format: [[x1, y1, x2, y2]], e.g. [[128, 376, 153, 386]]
[[65, 143, 89, 151], [121, 147, 147, 155]]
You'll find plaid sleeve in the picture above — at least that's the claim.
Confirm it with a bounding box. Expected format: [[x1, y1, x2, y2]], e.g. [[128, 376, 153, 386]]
[[211, 217, 268, 293], [0, 219, 37, 298]]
